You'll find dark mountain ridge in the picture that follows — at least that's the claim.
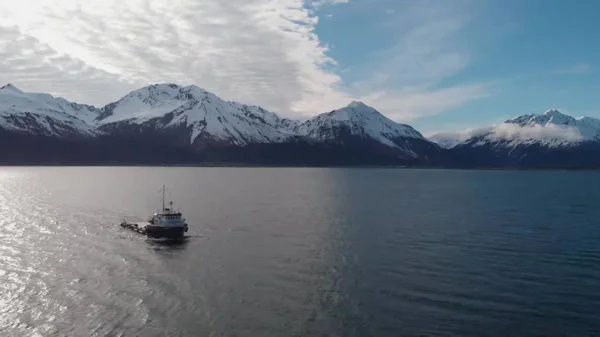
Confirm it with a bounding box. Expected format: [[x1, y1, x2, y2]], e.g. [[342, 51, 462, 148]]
[[2, 83, 600, 168]]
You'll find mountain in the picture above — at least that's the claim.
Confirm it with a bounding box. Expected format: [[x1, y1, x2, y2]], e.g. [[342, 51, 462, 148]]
[[295, 101, 441, 160], [4, 83, 600, 168], [95, 84, 297, 148], [430, 109, 600, 168], [0, 83, 441, 166], [0, 84, 99, 138], [432, 109, 600, 149], [505, 109, 600, 143], [428, 132, 471, 150]]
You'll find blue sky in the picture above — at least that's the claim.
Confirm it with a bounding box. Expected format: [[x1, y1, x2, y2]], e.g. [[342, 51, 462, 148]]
[[314, 0, 600, 134]]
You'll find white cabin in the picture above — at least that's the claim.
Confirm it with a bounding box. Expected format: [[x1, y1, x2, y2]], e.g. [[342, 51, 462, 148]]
[[148, 186, 187, 228], [150, 209, 186, 228]]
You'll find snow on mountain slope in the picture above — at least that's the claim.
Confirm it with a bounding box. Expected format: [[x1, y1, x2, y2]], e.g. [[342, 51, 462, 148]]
[[296, 101, 424, 146], [431, 109, 600, 149], [0, 82, 438, 159], [290, 101, 439, 158], [0, 84, 99, 137], [428, 132, 473, 149], [96, 84, 295, 145], [505, 109, 600, 141]]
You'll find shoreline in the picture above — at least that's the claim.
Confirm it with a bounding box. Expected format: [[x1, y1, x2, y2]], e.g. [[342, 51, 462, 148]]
[[0, 163, 598, 172]]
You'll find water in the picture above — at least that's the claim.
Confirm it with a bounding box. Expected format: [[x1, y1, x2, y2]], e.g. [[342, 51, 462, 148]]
[[1, 167, 599, 337]]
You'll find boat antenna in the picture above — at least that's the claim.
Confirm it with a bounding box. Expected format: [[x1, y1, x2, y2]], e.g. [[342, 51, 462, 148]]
[[162, 184, 166, 211]]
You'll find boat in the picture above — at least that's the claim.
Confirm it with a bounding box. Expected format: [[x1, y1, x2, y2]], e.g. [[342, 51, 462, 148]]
[[120, 185, 188, 239]]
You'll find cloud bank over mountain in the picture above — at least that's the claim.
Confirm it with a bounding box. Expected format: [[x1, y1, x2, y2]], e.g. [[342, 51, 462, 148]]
[[0, 0, 492, 122], [0, 0, 350, 117], [431, 112, 590, 149]]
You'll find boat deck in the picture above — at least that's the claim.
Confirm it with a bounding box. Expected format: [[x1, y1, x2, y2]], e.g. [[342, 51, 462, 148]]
[[120, 221, 150, 235], [120, 221, 188, 240]]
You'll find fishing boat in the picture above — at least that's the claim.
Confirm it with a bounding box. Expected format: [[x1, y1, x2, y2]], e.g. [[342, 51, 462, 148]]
[[120, 185, 188, 239]]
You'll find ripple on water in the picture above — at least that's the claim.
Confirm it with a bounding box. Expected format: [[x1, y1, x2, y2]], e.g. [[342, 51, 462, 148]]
[[2, 168, 600, 336]]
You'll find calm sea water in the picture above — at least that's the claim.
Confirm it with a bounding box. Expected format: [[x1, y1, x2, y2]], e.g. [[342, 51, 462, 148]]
[[1, 167, 600, 336]]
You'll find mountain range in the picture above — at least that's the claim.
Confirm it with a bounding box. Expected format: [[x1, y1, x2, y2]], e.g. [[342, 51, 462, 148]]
[[430, 109, 600, 168], [1, 82, 599, 168]]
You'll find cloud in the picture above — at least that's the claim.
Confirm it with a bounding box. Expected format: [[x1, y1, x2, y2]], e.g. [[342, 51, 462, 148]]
[[0, 0, 348, 117], [550, 63, 592, 75], [486, 123, 583, 144], [0, 0, 486, 122], [0, 25, 135, 104], [360, 84, 488, 120], [311, 0, 349, 7], [343, 0, 488, 121], [430, 123, 584, 148], [428, 130, 477, 148]]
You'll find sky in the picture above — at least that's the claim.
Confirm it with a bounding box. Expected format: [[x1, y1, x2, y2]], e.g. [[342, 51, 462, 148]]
[[0, 0, 598, 135]]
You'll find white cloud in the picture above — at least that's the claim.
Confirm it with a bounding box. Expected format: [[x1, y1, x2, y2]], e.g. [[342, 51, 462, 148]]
[[342, 0, 488, 121], [0, 25, 135, 104], [486, 123, 583, 144], [550, 63, 592, 75], [428, 130, 477, 148], [358, 84, 488, 121], [0, 0, 486, 122], [430, 123, 584, 148], [311, 0, 349, 7], [0, 0, 348, 117]]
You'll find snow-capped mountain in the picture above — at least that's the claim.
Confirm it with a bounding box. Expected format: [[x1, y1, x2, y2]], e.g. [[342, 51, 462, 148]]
[[430, 109, 600, 168], [93, 85, 439, 159], [430, 109, 600, 149], [0, 84, 99, 137], [96, 84, 295, 146], [296, 101, 423, 142], [295, 101, 438, 158], [0, 82, 440, 165], [505, 109, 600, 142], [3, 82, 600, 168], [428, 132, 472, 149]]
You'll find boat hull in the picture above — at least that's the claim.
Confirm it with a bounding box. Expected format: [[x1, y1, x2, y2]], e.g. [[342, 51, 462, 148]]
[[121, 221, 187, 239], [145, 225, 187, 239]]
